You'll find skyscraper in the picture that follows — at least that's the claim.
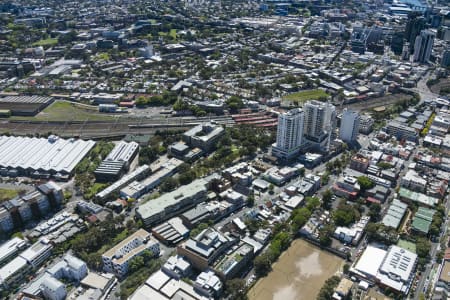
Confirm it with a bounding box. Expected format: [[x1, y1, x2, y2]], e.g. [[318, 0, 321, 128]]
[[441, 49, 450, 68], [413, 29, 434, 63], [303, 100, 336, 151], [405, 12, 426, 54], [340, 109, 360, 143], [391, 31, 404, 55], [272, 108, 304, 160]]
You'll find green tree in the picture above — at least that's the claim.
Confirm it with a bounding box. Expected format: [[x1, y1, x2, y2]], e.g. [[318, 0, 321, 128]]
[[226, 96, 244, 112], [247, 194, 255, 207], [333, 208, 357, 226], [305, 196, 320, 210], [368, 203, 382, 222], [322, 189, 333, 209], [129, 256, 145, 273], [318, 224, 334, 247], [160, 177, 178, 193], [224, 279, 248, 300], [254, 253, 272, 277], [317, 276, 340, 300], [291, 207, 311, 232], [357, 176, 375, 191], [416, 237, 431, 258]]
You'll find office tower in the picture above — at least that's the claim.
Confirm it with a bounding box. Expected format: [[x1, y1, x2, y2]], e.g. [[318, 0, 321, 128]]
[[405, 12, 426, 54], [391, 31, 404, 55], [351, 26, 369, 54], [340, 109, 360, 143], [441, 49, 450, 67], [413, 29, 434, 63], [272, 108, 304, 160], [401, 42, 410, 60], [303, 100, 336, 151]]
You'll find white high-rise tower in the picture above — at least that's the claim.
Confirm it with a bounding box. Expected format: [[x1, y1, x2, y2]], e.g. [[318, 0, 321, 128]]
[[340, 109, 360, 143], [303, 100, 336, 151], [272, 108, 304, 160], [413, 29, 434, 63]]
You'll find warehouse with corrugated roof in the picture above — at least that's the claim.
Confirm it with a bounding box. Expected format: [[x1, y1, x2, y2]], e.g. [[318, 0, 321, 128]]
[[0, 135, 95, 177]]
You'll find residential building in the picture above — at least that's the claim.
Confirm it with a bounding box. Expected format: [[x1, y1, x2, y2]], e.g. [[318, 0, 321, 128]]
[[382, 199, 408, 229], [161, 255, 192, 279], [182, 123, 225, 151], [398, 187, 439, 207], [303, 100, 336, 150], [0, 182, 63, 233], [340, 109, 360, 143], [332, 176, 360, 200], [120, 158, 183, 199], [0, 237, 28, 267], [20, 238, 53, 268], [386, 121, 418, 142], [79, 272, 115, 299], [0, 257, 30, 288], [350, 154, 370, 173], [413, 29, 435, 63], [22, 254, 88, 299], [0, 238, 53, 288], [405, 14, 426, 53], [411, 207, 436, 235], [177, 228, 236, 271], [333, 278, 354, 300], [334, 216, 370, 245], [132, 263, 216, 300], [271, 108, 304, 160], [95, 164, 150, 200], [136, 179, 208, 227], [41, 276, 66, 300], [102, 229, 159, 278], [193, 270, 223, 298], [435, 260, 450, 298], [213, 243, 254, 280], [401, 170, 427, 192]]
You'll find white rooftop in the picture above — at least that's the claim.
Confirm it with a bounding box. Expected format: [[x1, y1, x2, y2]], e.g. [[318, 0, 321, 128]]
[[0, 136, 95, 174], [379, 245, 417, 283], [353, 245, 387, 278], [0, 237, 26, 263]]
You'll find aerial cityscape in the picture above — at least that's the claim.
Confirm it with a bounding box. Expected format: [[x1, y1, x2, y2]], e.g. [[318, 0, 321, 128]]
[[0, 0, 449, 299]]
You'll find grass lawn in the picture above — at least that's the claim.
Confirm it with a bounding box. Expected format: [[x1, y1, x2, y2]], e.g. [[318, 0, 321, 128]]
[[169, 29, 177, 39], [397, 239, 416, 253], [32, 38, 58, 47], [95, 52, 110, 61], [0, 188, 20, 202], [11, 101, 117, 122], [159, 29, 177, 40], [282, 89, 329, 104]]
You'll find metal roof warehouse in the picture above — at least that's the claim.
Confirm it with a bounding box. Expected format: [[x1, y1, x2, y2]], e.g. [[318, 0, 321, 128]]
[[0, 135, 95, 176]]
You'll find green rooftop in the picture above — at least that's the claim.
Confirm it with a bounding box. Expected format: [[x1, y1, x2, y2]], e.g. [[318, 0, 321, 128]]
[[411, 207, 436, 234], [398, 187, 439, 207]]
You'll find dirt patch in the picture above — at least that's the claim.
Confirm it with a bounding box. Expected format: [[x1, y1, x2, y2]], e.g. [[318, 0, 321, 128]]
[[248, 239, 344, 300]]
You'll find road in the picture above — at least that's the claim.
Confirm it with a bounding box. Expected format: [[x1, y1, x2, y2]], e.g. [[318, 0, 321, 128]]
[[410, 71, 440, 103], [414, 193, 450, 299]]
